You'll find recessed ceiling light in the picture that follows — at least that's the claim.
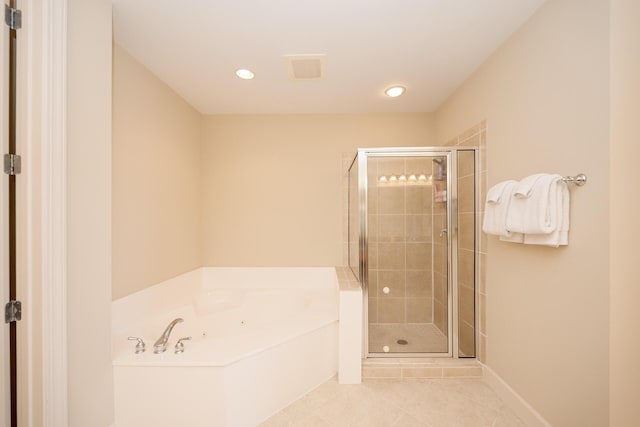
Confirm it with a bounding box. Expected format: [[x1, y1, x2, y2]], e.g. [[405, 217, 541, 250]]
[[385, 86, 406, 97], [235, 69, 255, 80]]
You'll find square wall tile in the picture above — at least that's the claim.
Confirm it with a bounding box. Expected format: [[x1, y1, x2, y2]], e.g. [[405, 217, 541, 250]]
[[378, 298, 405, 323], [407, 298, 432, 323], [368, 244, 378, 269], [368, 186, 378, 214], [378, 187, 405, 214], [459, 321, 476, 357], [458, 248, 475, 287], [368, 270, 379, 296], [433, 271, 446, 303], [406, 270, 432, 298], [378, 214, 405, 242], [457, 150, 476, 177], [406, 186, 432, 214], [458, 175, 475, 214], [458, 213, 475, 251], [405, 214, 433, 242], [368, 215, 379, 243], [434, 302, 445, 333], [406, 243, 432, 269], [378, 270, 405, 297], [459, 284, 475, 326], [433, 243, 446, 274], [368, 297, 378, 323], [378, 243, 405, 269]]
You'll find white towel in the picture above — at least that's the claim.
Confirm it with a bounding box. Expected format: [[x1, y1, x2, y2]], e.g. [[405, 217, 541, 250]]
[[524, 180, 570, 247], [482, 180, 519, 237], [500, 232, 524, 243], [486, 180, 515, 204], [506, 174, 563, 235], [513, 174, 546, 198]]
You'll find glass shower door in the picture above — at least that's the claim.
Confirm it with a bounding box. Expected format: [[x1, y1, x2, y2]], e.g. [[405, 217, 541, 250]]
[[365, 153, 450, 355]]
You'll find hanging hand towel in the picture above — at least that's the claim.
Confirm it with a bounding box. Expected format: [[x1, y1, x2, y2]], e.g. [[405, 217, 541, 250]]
[[524, 180, 570, 247], [513, 173, 546, 198], [482, 180, 521, 240], [506, 173, 563, 235]]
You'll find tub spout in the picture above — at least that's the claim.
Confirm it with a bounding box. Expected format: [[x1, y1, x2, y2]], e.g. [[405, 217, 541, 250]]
[[153, 318, 183, 354]]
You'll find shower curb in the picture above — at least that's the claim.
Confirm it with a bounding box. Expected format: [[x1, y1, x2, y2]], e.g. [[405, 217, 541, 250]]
[[362, 359, 482, 381]]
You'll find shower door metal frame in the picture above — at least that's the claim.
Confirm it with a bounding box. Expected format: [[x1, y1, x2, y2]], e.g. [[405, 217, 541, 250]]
[[356, 146, 476, 359], [3, 1, 20, 425]]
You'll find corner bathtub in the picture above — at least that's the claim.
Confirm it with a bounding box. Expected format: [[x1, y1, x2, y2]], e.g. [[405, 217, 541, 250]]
[[112, 267, 339, 427]]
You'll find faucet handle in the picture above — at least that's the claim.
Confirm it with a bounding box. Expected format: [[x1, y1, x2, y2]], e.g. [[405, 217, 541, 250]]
[[127, 336, 146, 354], [174, 336, 192, 354]]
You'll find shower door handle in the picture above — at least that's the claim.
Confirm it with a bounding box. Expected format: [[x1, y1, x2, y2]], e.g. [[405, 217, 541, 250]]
[[439, 228, 447, 237]]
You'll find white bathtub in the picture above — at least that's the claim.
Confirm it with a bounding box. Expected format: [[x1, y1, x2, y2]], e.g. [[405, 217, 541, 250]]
[[112, 267, 339, 427]]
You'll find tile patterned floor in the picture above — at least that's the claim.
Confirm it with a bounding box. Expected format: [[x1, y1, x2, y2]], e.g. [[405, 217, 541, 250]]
[[260, 377, 527, 427]]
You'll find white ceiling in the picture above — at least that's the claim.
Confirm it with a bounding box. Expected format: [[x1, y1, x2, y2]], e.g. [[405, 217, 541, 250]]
[[112, 0, 545, 115]]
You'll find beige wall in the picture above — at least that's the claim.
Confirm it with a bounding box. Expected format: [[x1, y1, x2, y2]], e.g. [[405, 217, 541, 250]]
[[201, 114, 434, 266], [610, 0, 640, 425], [435, 0, 609, 425], [67, 0, 114, 425], [112, 44, 202, 299], [107, 1, 636, 424]]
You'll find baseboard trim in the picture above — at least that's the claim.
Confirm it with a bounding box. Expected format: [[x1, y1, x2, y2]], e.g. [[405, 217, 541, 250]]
[[481, 364, 552, 427]]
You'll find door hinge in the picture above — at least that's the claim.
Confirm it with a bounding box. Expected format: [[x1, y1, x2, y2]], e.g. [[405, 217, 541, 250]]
[[5, 301, 21, 323], [4, 153, 21, 175], [4, 4, 21, 30]]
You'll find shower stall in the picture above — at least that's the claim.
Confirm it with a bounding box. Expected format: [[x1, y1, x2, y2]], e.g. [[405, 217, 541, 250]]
[[348, 147, 478, 358]]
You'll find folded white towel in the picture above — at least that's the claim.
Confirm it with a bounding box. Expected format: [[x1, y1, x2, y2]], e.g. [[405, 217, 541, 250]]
[[524, 180, 570, 247], [513, 174, 546, 198], [500, 233, 524, 243], [506, 174, 563, 235], [486, 180, 515, 204], [482, 180, 518, 237]]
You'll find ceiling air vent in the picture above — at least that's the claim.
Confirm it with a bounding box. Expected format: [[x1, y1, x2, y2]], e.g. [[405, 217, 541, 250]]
[[284, 54, 327, 80]]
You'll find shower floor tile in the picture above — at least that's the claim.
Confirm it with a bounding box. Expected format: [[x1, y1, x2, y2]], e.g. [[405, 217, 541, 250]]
[[369, 323, 448, 354], [260, 377, 527, 427]]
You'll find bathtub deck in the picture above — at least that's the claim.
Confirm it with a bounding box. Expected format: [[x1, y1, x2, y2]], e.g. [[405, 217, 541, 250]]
[[112, 267, 340, 427]]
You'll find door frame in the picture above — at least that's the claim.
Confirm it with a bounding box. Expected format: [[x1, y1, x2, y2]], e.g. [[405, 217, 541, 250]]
[[7, 0, 68, 424], [2, 0, 10, 423], [356, 147, 463, 358]]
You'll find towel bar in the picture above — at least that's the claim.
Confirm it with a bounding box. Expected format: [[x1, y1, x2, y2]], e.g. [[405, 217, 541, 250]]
[[562, 173, 587, 186]]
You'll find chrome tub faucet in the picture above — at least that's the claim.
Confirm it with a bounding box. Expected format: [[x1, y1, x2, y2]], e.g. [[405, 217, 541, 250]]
[[153, 318, 183, 354]]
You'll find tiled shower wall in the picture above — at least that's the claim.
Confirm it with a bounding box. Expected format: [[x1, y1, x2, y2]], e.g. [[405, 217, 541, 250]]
[[342, 120, 486, 359], [366, 157, 435, 325], [456, 151, 476, 357], [445, 121, 487, 360], [431, 172, 448, 336]]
